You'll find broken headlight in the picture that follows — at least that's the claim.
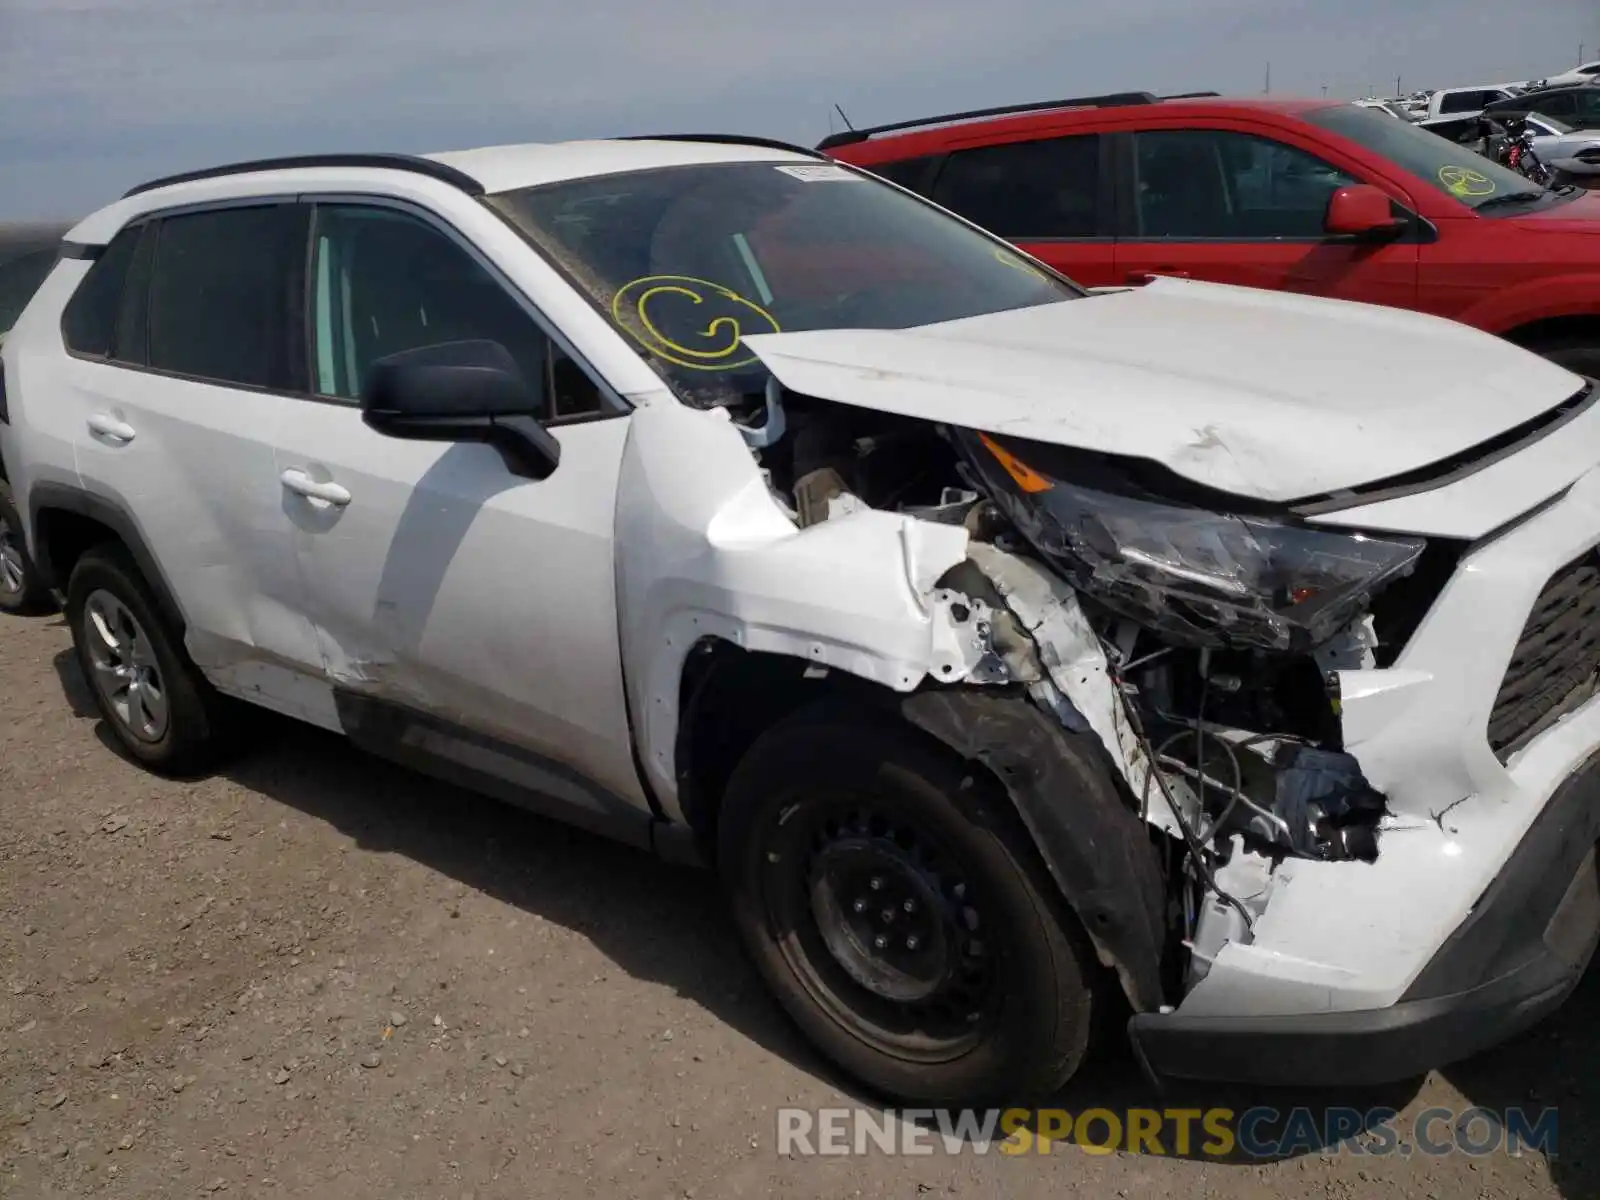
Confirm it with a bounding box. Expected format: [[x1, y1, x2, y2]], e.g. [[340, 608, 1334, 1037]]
[[963, 432, 1424, 652]]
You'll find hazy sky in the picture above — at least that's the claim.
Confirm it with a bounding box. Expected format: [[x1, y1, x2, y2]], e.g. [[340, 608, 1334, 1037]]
[[0, 0, 1594, 218]]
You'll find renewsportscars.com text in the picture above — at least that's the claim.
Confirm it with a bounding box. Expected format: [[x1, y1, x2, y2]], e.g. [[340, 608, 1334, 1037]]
[[776, 1105, 1559, 1159]]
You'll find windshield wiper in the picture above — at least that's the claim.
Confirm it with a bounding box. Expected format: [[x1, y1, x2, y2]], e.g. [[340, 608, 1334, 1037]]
[[1473, 190, 1547, 210]]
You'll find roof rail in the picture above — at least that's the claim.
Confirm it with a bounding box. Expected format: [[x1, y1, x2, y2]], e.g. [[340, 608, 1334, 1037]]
[[816, 91, 1162, 150], [1161, 91, 1222, 99], [619, 133, 827, 159], [122, 153, 485, 200]]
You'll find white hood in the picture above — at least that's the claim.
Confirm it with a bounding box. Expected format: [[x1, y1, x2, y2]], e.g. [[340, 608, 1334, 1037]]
[[743, 277, 1587, 504]]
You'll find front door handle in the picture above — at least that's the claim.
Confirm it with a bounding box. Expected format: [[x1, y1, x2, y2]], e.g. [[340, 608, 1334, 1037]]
[[280, 468, 352, 507], [87, 413, 136, 443], [1126, 269, 1192, 284]]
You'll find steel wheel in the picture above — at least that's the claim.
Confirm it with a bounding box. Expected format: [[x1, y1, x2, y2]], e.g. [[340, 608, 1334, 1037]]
[[0, 513, 26, 603], [81, 588, 170, 743], [764, 798, 1002, 1062]]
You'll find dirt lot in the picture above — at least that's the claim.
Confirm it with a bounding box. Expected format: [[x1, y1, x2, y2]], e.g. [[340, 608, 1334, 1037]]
[[1, 608, 1595, 1199]]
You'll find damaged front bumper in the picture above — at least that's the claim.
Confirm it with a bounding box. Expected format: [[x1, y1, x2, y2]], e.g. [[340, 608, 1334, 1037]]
[[1131, 763, 1600, 1086], [1133, 466, 1600, 1085]]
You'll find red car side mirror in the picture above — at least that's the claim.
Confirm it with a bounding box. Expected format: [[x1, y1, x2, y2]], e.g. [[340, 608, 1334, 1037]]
[[1325, 185, 1407, 238]]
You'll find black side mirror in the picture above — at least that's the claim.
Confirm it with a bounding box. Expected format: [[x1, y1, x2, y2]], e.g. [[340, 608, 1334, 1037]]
[[360, 340, 561, 480]]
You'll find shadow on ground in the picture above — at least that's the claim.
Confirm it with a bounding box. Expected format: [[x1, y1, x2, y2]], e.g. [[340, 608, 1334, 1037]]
[[49, 648, 1599, 1195]]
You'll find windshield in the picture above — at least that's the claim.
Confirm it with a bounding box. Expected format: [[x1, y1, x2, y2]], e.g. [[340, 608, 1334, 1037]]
[[487, 160, 1081, 407], [1303, 103, 1542, 209]]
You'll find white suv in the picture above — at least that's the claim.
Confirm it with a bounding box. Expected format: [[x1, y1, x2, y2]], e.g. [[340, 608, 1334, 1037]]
[[4, 136, 1598, 1105]]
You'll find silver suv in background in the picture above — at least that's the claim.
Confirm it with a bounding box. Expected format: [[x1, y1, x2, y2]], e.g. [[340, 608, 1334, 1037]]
[[0, 221, 73, 613]]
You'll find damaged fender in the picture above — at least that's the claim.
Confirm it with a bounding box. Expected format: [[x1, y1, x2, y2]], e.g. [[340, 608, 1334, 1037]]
[[614, 398, 1007, 818], [901, 688, 1168, 1013]]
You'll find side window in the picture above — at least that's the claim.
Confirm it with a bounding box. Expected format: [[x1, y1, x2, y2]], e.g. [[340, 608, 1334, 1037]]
[[862, 155, 941, 195], [61, 226, 142, 357], [147, 204, 307, 390], [309, 204, 602, 419], [1536, 93, 1579, 118], [1577, 92, 1600, 120], [929, 135, 1101, 238], [111, 223, 156, 366], [1439, 92, 1480, 114], [1133, 130, 1359, 240]]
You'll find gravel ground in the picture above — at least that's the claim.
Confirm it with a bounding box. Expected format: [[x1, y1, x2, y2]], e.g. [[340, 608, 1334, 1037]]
[[1, 608, 1595, 1199]]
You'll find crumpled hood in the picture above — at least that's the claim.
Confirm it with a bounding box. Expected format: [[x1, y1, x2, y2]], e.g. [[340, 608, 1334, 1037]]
[[743, 277, 1586, 503]]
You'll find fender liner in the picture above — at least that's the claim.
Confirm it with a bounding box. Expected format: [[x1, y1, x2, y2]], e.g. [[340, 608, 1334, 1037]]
[[28, 482, 188, 633], [901, 688, 1168, 1013]]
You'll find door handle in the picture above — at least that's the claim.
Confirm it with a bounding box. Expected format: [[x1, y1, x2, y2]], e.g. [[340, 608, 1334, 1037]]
[[1126, 270, 1192, 284], [87, 413, 136, 443], [280, 468, 352, 507]]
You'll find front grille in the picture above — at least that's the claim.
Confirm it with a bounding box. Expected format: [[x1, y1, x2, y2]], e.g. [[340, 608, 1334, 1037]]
[[1489, 550, 1600, 761]]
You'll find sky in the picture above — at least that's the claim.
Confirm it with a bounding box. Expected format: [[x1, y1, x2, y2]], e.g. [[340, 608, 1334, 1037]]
[[0, 0, 1595, 219]]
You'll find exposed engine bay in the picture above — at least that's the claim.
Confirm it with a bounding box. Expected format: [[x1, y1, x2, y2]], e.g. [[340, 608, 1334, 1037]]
[[728, 379, 1432, 992]]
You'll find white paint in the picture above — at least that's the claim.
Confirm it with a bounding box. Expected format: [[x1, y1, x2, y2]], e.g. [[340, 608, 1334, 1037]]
[[743, 276, 1584, 503], [17, 136, 1600, 1038], [1177, 461, 1600, 1015], [963, 542, 1192, 837], [614, 398, 989, 818]]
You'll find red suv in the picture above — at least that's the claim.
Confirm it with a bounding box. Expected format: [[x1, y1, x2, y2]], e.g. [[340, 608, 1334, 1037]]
[[821, 91, 1600, 374]]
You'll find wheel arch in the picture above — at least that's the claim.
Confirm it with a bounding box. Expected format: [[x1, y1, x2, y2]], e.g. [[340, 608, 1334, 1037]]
[[28, 483, 187, 634], [1502, 311, 1600, 352], [676, 637, 1170, 1014]]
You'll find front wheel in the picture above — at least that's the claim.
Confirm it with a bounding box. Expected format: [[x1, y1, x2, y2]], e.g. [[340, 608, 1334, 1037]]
[[719, 704, 1098, 1106]]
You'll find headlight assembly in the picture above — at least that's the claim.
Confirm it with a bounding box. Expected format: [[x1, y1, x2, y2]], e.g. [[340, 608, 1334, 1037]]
[[962, 432, 1425, 652]]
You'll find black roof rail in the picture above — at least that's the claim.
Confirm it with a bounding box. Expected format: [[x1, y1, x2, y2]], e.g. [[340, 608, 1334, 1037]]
[[815, 91, 1162, 150], [122, 153, 485, 200], [1161, 90, 1223, 99], [619, 133, 828, 159]]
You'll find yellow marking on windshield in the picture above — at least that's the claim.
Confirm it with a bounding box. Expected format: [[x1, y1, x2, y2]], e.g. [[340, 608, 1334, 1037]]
[[611, 275, 781, 371], [1438, 165, 1496, 198], [993, 248, 1049, 280]]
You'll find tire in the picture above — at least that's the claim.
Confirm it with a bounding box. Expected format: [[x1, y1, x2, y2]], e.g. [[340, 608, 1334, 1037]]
[[65, 542, 236, 775], [718, 703, 1097, 1106], [0, 478, 53, 615], [1527, 338, 1600, 378]]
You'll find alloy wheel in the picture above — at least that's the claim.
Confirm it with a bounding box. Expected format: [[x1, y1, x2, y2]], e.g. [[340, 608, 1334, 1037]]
[[81, 589, 169, 742], [0, 514, 25, 602]]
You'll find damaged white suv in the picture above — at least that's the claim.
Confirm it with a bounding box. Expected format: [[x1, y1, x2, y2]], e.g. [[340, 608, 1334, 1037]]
[[4, 136, 1599, 1105]]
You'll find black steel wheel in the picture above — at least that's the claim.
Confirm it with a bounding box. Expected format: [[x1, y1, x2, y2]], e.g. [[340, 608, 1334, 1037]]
[[720, 702, 1097, 1106]]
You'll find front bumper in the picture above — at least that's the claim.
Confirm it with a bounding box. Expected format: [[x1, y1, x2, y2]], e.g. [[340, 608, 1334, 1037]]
[[1129, 457, 1600, 1085], [1130, 754, 1600, 1086]]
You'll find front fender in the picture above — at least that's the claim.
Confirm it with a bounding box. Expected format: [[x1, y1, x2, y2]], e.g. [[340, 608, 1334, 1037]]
[[1457, 272, 1600, 336], [614, 398, 996, 821]]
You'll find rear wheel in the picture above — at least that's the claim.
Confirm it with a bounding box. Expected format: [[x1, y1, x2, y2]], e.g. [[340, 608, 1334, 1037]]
[[719, 704, 1097, 1106], [0, 478, 52, 615], [65, 543, 236, 774]]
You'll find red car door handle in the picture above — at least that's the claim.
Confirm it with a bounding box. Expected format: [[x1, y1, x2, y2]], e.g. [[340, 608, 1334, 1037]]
[[1126, 270, 1191, 284]]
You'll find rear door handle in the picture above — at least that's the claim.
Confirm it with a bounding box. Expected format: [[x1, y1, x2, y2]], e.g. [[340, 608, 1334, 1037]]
[[280, 468, 352, 507], [1126, 270, 1192, 284], [87, 413, 136, 443]]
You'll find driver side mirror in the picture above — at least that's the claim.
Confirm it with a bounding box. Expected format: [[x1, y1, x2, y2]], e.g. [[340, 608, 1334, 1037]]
[[361, 339, 561, 480], [1324, 185, 1409, 240]]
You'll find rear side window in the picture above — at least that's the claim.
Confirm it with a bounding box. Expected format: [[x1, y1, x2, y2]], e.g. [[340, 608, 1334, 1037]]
[[61, 226, 142, 357], [929, 135, 1101, 238], [1533, 92, 1580, 118], [1440, 90, 1503, 114], [861, 155, 942, 195], [147, 204, 307, 391]]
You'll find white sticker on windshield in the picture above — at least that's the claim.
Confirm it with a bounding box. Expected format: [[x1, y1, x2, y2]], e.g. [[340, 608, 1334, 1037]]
[[774, 163, 864, 182]]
